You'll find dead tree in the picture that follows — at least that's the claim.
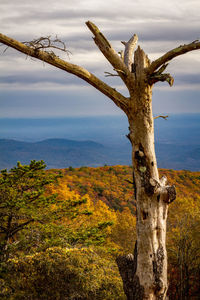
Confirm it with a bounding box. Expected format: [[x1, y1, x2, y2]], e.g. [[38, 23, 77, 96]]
[[0, 22, 200, 299]]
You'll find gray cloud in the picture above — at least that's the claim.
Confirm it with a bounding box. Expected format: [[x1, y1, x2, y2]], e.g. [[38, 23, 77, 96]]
[[0, 0, 200, 116], [0, 73, 87, 86], [1, 71, 199, 88]]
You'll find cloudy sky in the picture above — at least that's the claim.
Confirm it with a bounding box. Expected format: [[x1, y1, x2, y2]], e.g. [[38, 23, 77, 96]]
[[0, 0, 200, 117]]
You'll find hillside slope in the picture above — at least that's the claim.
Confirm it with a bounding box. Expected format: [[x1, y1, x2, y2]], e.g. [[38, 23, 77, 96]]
[[56, 166, 200, 212]]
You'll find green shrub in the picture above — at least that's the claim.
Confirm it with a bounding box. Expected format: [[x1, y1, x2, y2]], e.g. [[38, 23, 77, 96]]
[[3, 247, 125, 300]]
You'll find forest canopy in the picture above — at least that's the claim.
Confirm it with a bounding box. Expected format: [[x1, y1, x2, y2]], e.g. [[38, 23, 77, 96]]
[[0, 162, 199, 299]]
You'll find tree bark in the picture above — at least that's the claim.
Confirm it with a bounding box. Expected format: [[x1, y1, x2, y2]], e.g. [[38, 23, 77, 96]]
[[129, 48, 167, 299], [117, 46, 176, 300]]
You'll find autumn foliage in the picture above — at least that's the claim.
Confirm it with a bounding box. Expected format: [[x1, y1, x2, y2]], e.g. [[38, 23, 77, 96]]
[[0, 163, 200, 299]]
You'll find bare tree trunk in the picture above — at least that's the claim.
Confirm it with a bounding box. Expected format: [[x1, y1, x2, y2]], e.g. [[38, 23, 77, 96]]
[[117, 47, 175, 300]]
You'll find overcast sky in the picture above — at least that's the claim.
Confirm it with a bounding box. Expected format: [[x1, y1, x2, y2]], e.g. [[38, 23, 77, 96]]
[[0, 0, 200, 117]]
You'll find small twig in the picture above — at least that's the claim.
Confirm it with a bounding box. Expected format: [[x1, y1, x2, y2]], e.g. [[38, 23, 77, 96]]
[[23, 35, 71, 58], [104, 71, 120, 77], [192, 39, 199, 43], [3, 46, 9, 53], [0, 44, 9, 54], [155, 63, 169, 75], [125, 179, 134, 185], [154, 115, 169, 120], [113, 68, 126, 75]]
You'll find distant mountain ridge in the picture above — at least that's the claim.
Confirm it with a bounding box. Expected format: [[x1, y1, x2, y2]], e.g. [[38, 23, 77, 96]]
[[0, 138, 200, 171], [0, 138, 108, 169], [36, 138, 104, 148]]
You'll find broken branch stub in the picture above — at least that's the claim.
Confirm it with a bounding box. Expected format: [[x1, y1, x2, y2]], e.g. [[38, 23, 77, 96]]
[[122, 34, 138, 72], [149, 175, 176, 204], [148, 72, 174, 86], [154, 115, 169, 120], [104, 71, 119, 77]]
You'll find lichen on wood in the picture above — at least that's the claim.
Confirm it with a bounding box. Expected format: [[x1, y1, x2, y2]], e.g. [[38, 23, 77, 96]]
[[134, 145, 155, 196]]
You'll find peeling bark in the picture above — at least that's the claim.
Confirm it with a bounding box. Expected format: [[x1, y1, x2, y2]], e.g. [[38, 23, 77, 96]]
[[123, 46, 172, 299], [122, 34, 138, 71]]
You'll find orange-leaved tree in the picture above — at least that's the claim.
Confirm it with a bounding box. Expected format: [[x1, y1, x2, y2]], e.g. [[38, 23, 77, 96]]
[[0, 23, 200, 299]]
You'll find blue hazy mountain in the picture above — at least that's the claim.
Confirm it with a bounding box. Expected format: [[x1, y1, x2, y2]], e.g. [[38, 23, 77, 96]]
[[0, 138, 131, 170], [0, 114, 199, 170]]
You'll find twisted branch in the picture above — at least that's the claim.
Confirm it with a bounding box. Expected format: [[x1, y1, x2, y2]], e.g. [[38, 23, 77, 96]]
[[148, 63, 174, 86], [149, 73, 174, 86], [147, 40, 200, 74]]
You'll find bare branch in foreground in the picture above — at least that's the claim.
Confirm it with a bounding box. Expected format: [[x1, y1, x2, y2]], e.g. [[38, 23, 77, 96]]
[[85, 21, 134, 89], [0, 32, 129, 112], [0, 44, 9, 53], [104, 71, 119, 77], [23, 36, 71, 58], [147, 40, 200, 74], [149, 73, 174, 86], [154, 115, 169, 120]]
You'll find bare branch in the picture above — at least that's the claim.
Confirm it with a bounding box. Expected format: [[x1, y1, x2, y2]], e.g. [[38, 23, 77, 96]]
[[104, 71, 119, 77], [147, 40, 200, 74], [0, 32, 129, 112], [154, 115, 169, 120], [155, 63, 169, 75], [122, 34, 138, 71], [85, 21, 134, 89], [125, 179, 134, 185], [149, 72, 174, 86], [113, 68, 126, 75], [9, 219, 35, 237], [148, 62, 174, 86], [23, 35, 71, 58], [0, 44, 9, 53]]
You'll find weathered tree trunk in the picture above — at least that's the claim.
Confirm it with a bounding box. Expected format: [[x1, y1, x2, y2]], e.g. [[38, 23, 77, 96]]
[[117, 47, 176, 300]]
